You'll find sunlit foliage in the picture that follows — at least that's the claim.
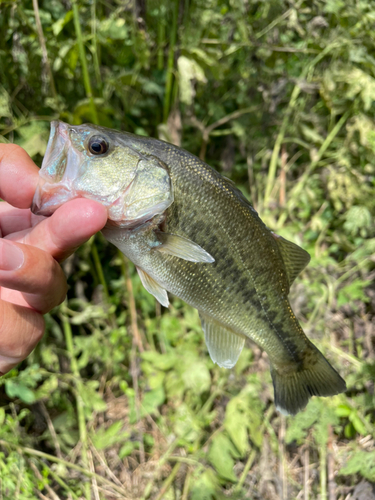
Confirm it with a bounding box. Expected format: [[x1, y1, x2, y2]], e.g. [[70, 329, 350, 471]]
[[0, 0, 374, 498]]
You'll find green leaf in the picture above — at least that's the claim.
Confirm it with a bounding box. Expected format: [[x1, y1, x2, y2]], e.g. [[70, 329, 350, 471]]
[[344, 206, 372, 236], [0, 408, 5, 426], [350, 414, 367, 436], [0, 88, 12, 119], [181, 360, 211, 395], [119, 441, 135, 458], [92, 421, 129, 450], [99, 17, 128, 40], [190, 469, 220, 500], [34, 376, 58, 400], [340, 450, 375, 482], [337, 279, 370, 308], [285, 400, 319, 444], [225, 397, 249, 456], [224, 386, 263, 456], [177, 56, 207, 105], [141, 351, 178, 371], [5, 380, 35, 404], [335, 404, 352, 417], [80, 382, 107, 416], [172, 403, 201, 441], [51, 10, 73, 36], [208, 433, 238, 482], [141, 386, 165, 417]]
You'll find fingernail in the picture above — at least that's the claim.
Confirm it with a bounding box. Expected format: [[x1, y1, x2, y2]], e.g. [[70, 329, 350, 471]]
[[0, 239, 24, 271]]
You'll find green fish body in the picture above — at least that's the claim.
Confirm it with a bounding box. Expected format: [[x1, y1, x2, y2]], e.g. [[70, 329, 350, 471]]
[[32, 121, 346, 415]]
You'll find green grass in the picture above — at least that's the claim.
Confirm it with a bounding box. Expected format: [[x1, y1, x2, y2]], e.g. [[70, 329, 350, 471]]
[[0, 0, 375, 498]]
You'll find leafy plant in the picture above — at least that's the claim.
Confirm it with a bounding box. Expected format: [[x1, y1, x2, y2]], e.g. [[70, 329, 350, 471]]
[[0, 0, 374, 498]]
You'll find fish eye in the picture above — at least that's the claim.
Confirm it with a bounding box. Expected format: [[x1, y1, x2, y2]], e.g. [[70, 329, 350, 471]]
[[88, 136, 109, 155]]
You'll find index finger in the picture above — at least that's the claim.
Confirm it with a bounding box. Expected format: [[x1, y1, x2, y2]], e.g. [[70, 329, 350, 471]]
[[0, 202, 45, 236], [8, 198, 108, 261], [0, 144, 39, 209]]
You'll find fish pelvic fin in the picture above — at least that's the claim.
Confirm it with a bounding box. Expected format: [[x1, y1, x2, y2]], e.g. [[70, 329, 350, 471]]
[[271, 345, 346, 416], [200, 313, 245, 368], [136, 266, 169, 307]]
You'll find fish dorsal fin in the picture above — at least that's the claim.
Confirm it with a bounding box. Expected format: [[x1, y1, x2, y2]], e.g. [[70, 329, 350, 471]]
[[271, 232, 310, 287], [199, 313, 245, 369], [154, 231, 215, 263], [136, 266, 169, 307]]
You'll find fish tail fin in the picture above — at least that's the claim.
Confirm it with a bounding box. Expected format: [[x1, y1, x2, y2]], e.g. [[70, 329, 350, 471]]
[[270, 344, 346, 416]]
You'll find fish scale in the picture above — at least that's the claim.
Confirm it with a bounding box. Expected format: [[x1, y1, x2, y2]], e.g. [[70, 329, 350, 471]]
[[32, 121, 347, 415], [161, 165, 297, 356]]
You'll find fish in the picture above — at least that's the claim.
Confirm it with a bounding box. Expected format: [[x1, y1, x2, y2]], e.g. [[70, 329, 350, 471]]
[[31, 120, 346, 415]]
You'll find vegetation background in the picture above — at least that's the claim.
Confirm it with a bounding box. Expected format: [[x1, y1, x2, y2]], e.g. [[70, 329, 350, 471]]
[[0, 0, 374, 498]]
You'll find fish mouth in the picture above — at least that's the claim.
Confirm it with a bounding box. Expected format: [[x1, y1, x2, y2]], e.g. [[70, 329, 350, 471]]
[[31, 183, 74, 216], [31, 121, 78, 216]]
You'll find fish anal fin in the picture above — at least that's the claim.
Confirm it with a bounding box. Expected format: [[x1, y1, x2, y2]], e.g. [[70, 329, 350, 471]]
[[271, 232, 310, 287], [271, 344, 346, 416], [199, 313, 245, 369], [155, 230, 215, 263], [136, 266, 169, 307]]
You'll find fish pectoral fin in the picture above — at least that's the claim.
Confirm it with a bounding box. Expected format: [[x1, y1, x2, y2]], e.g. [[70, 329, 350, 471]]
[[154, 231, 215, 263], [271, 232, 311, 287], [199, 313, 245, 369], [136, 266, 169, 307]]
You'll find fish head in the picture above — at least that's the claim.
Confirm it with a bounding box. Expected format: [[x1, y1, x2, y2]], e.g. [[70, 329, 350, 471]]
[[31, 121, 173, 227]]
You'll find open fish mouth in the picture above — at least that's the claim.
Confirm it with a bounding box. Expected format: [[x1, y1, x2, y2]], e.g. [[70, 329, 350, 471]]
[[31, 121, 81, 216], [31, 183, 73, 216]]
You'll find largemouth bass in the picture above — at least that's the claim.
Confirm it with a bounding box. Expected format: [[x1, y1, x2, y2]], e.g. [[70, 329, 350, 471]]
[[31, 121, 346, 415]]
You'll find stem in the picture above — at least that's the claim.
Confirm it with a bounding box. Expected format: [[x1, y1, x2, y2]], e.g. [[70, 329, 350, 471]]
[[254, 8, 292, 39], [289, 108, 351, 205], [236, 449, 256, 491], [0, 440, 130, 498], [91, 241, 118, 330], [320, 441, 327, 500], [71, 0, 99, 124], [181, 468, 192, 500], [141, 435, 181, 499], [61, 310, 91, 500], [190, 106, 257, 161], [234, 405, 273, 492], [32, 0, 57, 98], [91, 242, 109, 300], [29, 459, 78, 500], [163, 0, 179, 122], [264, 84, 300, 208], [121, 254, 145, 464], [141, 383, 225, 499], [264, 41, 341, 207], [157, 8, 165, 71], [304, 446, 309, 500], [336, 256, 370, 285], [48, 466, 80, 500], [40, 402, 62, 459], [121, 252, 143, 352], [327, 426, 336, 500], [91, 0, 103, 96], [154, 462, 182, 500]]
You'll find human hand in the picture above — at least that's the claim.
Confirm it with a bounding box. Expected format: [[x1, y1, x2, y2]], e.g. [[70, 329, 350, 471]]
[[0, 144, 108, 374]]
